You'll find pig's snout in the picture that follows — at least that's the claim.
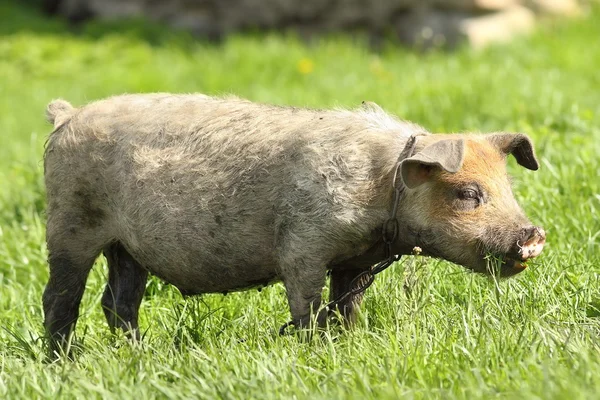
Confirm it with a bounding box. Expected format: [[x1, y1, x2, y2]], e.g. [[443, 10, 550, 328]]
[[498, 226, 546, 277], [517, 226, 546, 260]]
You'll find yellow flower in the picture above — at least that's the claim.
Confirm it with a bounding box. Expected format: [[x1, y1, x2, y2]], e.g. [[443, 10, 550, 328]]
[[297, 58, 314, 75]]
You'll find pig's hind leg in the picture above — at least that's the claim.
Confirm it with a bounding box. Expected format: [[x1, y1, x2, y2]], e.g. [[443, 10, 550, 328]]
[[43, 212, 109, 358], [102, 242, 148, 340]]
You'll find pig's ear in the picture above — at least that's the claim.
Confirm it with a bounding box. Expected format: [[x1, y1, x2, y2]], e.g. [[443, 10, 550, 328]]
[[487, 133, 539, 171], [400, 139, 465, 189]]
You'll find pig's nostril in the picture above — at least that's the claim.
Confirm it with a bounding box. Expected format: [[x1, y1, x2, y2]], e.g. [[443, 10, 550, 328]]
[[536, 227, 546, 241], [522, 226, 546, 243]]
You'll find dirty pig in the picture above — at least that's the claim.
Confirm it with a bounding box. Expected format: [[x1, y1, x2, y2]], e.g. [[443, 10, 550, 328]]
[[42, 94, 546, 355]]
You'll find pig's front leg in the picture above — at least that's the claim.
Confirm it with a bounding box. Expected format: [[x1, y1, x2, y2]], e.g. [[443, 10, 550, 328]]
[[281, 258, 328, 330], [328, 268, 370, 326]]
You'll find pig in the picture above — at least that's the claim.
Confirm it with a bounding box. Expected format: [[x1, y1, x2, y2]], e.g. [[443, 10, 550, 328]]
[[42, 94, 546, 355]]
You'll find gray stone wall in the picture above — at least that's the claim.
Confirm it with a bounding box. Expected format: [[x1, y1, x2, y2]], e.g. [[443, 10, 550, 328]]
[[45, 0, 582, 47]]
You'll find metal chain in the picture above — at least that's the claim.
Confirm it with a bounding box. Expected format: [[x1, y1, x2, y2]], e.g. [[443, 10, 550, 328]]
[[279, 135, 418, 335]]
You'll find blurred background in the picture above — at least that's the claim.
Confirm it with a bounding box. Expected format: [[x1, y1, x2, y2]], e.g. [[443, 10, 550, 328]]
[[43, 0, 583, 48]]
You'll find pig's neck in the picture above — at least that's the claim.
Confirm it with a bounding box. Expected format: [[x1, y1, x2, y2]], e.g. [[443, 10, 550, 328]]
[[331, 130, 432, 270], [331, 193, 421, 271], [357, 133, 429, 262]]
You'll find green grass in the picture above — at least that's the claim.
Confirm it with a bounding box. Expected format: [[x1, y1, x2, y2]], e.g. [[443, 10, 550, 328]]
[[1, 2, 600, 399]]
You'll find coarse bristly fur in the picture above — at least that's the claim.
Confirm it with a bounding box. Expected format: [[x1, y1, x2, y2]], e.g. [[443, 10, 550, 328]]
[[42, 93, 545, 356]]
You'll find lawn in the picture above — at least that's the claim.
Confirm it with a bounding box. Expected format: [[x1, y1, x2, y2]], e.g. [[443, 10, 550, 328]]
[[1, 2, 600, 399]]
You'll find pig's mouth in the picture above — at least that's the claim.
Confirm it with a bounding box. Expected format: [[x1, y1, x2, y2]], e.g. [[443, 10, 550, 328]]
[[412, 247, 531, 277], [479, 227, 546, 277], [485, 255, 528, 277]]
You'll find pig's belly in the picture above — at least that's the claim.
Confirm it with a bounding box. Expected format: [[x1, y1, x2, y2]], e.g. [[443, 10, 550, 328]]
[[163, 267, 280, 295], [123, 238, 280, 295]]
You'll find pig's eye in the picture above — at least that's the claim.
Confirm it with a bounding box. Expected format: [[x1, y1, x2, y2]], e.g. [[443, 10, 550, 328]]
[[459, 189, 478, 200], [454, 185, 484, 210]]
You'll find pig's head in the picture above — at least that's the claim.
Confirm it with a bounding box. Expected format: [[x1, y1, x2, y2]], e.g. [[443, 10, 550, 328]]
[[397, 133, 545, 277]]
